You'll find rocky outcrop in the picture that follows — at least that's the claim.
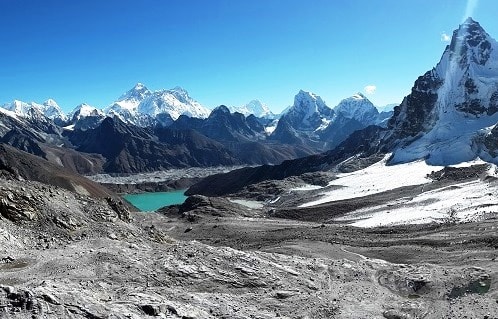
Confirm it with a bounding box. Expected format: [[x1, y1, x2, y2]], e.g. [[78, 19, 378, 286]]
[[160, 194, 259, 220]]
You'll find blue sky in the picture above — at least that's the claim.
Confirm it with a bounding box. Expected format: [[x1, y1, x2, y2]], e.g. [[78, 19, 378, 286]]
[[1, 0, 498, 113]]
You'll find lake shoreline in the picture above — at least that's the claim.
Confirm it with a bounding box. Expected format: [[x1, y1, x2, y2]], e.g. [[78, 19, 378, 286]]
[[123, 189, 188, 212]]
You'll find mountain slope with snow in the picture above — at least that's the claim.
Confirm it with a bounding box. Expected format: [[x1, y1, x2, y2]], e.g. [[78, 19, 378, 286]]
[[104, 83, 151, 122], [2, 99, 67, 123], [386, 18, 498, 165], [282, 90, 334, 132], [137, 86, 210, 120], [334, 93, 380, 126]]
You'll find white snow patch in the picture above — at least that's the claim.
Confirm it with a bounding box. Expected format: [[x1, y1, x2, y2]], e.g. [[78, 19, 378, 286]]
[[300, 155, 444, 208], [265, 121, 278, 135], [290, 184, 323, 191], [340, 180, 498, 227], [315, 118, 331, 131], [63, 124, 75, 131]]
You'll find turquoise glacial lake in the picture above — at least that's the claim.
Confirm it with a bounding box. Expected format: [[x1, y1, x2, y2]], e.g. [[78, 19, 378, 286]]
[[123, 189, 187, 211]]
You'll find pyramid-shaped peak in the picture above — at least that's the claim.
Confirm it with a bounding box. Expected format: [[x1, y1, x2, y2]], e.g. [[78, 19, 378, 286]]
[[133, 83, 146, 89], [294, 90, 324, 104], [118, 83, 152, 102], [171, 86, 188, 94], [446, 17, 495, 66], [43, 99, 59, 107], [462, 17, 478, 26], [453, 17, 489, 45], [212, 105, 230, 114]]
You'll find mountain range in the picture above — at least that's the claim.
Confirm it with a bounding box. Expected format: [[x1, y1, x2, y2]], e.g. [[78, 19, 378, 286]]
[[0, 77, 393, 174], [187, 18, 498, 195], [2, 18, 496, 183]]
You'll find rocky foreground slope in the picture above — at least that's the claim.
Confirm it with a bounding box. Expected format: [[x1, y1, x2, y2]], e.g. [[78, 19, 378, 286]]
[[0, 161, 497, 318]]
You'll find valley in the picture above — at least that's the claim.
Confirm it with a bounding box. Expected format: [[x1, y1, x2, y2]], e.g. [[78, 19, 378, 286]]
[[1, 14, 498, 319]]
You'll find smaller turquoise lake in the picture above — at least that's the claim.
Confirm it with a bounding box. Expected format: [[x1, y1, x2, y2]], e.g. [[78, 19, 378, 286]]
[[123, 189, 187, 211]]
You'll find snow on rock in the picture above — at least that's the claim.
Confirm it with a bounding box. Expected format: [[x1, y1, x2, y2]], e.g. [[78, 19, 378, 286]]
[[137, 86, 210, 120], [0, 106, 20, 120], [2, 99, 67, 122], [387, 18, 498, 165], [69, 103, 103, 121], [299, 155, 443, 207], [334, 93, 379, 125], [264, 119, 278, 135], [105, 83, 152, 119], [299, 154, 497, 227], [342, 180, 498, 228], [281, 90, 334, 132]]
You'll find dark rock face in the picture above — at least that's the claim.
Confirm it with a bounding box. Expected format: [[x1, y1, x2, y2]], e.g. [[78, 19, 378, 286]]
[[73, 113, 106, 131], [386, 70, 442, 144], [487, 91, 498, 116], [426, 164, 489, 182], [0, 112, 106, 175], [1, 128, 46, 158], [171, 105, 263, 143], [320, 114, 365, 151], [483, 125, 498, 157], [268, 116, 306, 145], [66, 117, 239, 173], [170, 106, 317, 165]]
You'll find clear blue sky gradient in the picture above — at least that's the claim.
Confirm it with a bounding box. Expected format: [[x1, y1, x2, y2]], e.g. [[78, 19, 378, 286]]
[[1, 0, 498, 113]]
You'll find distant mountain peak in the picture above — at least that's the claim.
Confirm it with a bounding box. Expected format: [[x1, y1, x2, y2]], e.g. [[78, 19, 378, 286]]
[[228, 99, 275, 118], [334, 93, 379, 125], [43, 99, 59, 107], [211, 105, 231, 114], [117, 83, 152, 102], [171, 86, 188, 95], [292, 91, 334, 118], [1, 98, 67, 122], [278, 90, 334, 132]]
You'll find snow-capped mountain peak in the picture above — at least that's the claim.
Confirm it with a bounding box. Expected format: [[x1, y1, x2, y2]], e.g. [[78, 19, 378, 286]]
[[1, 99, 67, 122], [3, 100, 30, 116], [104, 84, 210, 124], [334, 93, 379, 125], [279, 90, 334, 132], [228, 100, 275, 118], [136, 87, 210, 120], [446, 17, 495, 67], [292, 90, 330, 114], [70, 103, 103, 120], [117, 83, 152, 103], [39, 99, 66, 121], [43, 99, 58, 107], [386, 18, 498, 165]]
